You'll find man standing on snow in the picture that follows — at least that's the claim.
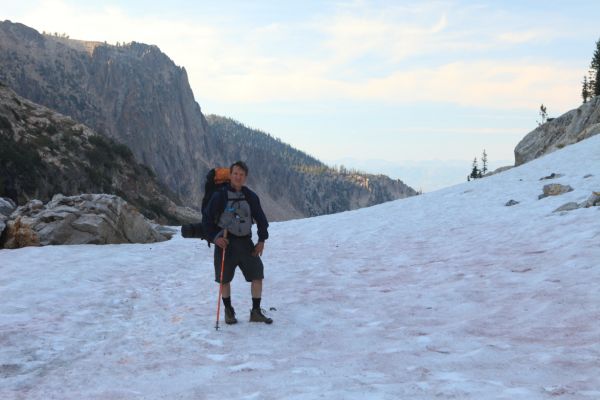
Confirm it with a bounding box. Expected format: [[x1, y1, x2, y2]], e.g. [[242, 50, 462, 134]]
[[202, 161, 273, 325]]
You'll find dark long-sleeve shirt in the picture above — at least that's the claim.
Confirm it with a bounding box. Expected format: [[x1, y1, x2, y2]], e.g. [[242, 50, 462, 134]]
[[202, 185, 269, 243]]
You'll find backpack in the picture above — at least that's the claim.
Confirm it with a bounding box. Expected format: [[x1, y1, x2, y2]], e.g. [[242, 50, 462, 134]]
[[201, 167, 230, 212], [181, 167, 230, 241]]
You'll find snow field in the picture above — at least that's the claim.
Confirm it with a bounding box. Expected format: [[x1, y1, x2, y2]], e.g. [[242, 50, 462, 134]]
[[1, 135, 600, 399]]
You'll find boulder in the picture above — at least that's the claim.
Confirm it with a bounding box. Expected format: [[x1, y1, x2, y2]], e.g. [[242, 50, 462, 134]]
[[0, 197, 17, 239], [538, 184, 574, 200], [505, 200, 520, 207], [1, 194, 168, 249], [581, 192, 600, 208], [0, 197, 16, 216], [553, 202, 580, 213]]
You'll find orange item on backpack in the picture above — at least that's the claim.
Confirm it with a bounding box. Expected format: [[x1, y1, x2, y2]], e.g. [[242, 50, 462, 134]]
[[214, 168, 230, 184]]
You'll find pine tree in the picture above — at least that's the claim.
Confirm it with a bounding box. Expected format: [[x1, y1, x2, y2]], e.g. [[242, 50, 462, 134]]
[[591, 38, 600, 96], [588, 69, 596, 97], [538, 104, 548, 126], [470, 157, 480, 180], [582, 76, 590, 103], [481, 149, 488, 175]]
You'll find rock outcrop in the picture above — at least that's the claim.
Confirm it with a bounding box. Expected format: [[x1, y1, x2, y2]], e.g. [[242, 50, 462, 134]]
[[1, 194, 168, 248], [0, 20, 215, 209], [0, 83, 201, 224], [515, 96, 600, 165], [0, 197, 16, 238]]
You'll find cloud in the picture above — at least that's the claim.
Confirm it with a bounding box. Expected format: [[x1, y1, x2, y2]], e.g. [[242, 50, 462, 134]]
[[497, 29, 553, 44], [10, 0, 584, 114], [357, 61, 581, 110]]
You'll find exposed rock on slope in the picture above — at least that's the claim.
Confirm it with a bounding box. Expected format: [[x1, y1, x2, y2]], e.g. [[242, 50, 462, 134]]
[[0, 83, 200, 224], [0, 197, 16, 238], [0, 20, 214, 207], [1, 194, 167, 249], [515, 96, 600, 165]]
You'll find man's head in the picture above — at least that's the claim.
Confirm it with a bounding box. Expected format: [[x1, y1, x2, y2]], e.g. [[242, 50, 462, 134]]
[[230, 161, 248, 190]]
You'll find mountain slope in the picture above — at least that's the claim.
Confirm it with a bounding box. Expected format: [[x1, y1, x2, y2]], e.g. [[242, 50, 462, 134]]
[[0, 20, 214, 208], [0, 20, 417, 221], [1, 134, 598, 398], [207, 115, 416, 220], [0, 83, 199, 224]]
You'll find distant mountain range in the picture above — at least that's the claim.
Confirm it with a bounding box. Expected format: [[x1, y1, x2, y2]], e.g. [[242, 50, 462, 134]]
[[207, 115, 416, 219], [0, 20, 416, 221], [326, 158, 513, 192]]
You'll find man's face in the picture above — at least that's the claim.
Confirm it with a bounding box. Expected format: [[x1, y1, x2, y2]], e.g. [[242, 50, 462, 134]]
[[230, 165, 247, 189]]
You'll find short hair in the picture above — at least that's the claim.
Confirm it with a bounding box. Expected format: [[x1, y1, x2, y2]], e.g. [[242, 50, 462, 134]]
[[230, 161, 249, 175]]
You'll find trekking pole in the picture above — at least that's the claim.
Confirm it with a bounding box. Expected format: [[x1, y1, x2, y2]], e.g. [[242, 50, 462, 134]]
[[215, 229, 228, 330]]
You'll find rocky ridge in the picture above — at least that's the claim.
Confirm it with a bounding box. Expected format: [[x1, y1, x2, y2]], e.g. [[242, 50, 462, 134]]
[[515, 96, 600, 165], [0, 83, 200, 224], [0, 20, 215, 208]]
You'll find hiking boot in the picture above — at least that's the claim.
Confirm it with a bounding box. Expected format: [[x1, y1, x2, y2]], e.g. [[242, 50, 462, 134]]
[[225, 307, 237, 324], [249, 308, 273, 324]]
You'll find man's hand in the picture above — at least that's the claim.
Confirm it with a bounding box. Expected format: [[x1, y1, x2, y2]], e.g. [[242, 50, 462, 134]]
[[252, 241, 265, 257], [215, 237, 229, 249]]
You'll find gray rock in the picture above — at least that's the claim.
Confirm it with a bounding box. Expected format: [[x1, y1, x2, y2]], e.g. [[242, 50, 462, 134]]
[[538, 184, 574, 200], [152, 224, 178, 239], [0, 197, 16, 216], [515, 96, 600, 165], [505, 200, 520, 207], [1, 194, 168, 249], [0, 197, 17, 238], [584, 174, 593, 179], [581, 192, 600, 208], [553, 202, 580, 213]]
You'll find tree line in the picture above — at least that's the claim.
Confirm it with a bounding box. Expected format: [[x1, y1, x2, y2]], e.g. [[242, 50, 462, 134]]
[[540, 38, 600, 128], [581, 37, 600, 103]]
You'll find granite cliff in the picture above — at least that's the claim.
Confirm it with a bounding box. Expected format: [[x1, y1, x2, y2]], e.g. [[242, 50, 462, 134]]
[[0, 20, 214, 208], [0, 20, 416, 221], [0, 83, 200, 224]]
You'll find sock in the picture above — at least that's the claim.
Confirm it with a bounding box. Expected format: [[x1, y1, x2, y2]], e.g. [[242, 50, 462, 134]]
[[223, 296, 233, 310], [252, 297, 261, 310]]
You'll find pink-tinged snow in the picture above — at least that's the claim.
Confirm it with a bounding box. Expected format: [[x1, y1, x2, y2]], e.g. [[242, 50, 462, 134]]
[[1, 136, 600, 400]]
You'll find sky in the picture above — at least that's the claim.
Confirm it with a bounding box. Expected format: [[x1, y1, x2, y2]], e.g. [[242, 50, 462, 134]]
[[2, 133, 600, 398], [2, 0, 599, 177]]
